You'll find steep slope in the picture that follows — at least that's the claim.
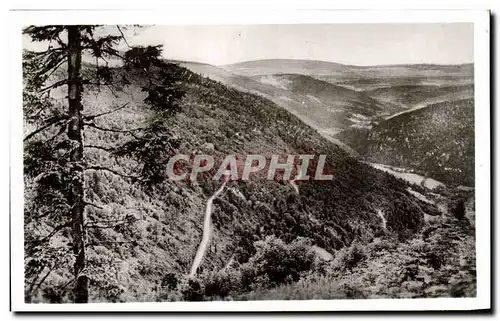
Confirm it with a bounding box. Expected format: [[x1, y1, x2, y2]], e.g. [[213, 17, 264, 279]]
[[25, 62, 440, 303], [336, 99, 475, 186]]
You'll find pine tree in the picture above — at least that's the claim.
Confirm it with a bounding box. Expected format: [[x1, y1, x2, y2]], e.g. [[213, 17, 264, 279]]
[[23, 25, 186, 303]]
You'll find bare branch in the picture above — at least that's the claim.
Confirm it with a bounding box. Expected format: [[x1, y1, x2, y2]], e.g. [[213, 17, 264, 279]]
[[32, 221, 73, 244], [101, 49, 150, 77], [38, 79, 67, 93], [23, 117, 68, 142], [116, 25, 131, 48], [83, 102, 130, 121], [106, 84, 119, 98], [45, 58, 68, 79]]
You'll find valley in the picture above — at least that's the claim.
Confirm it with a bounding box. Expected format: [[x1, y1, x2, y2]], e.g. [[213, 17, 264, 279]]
[[212, 59, 474, 187], [24, 52, 476, 303]]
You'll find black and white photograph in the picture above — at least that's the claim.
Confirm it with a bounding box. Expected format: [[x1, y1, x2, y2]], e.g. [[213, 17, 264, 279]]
[[9, 8, 490, 312]]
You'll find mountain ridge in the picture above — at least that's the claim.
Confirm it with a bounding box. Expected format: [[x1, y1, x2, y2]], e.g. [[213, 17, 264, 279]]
[[221, 58, 473, 69]]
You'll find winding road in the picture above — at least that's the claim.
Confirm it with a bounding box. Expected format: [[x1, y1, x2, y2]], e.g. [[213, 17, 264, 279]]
[[377, 209, 387, 229], [188, 166, 299, 277], [289, 164, 300, 194], [189, 180, 227, 277]]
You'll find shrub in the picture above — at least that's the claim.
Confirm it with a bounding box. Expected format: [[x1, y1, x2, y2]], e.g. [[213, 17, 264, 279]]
[[337, 242, 367, 271], [247, 236, 315, 286], [198, 236, 316, 299], [161, 272, 178, 290], [181, 279, 204, 301], [202, 269, 242, 298]]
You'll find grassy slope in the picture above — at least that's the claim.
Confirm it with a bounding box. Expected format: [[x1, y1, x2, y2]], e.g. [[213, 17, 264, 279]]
[[336, 99, 475, 186]]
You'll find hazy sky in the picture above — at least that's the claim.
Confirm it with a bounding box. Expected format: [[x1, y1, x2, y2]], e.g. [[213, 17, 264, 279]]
[[23, 24, 473, 66], [125, 23, 473, 66]]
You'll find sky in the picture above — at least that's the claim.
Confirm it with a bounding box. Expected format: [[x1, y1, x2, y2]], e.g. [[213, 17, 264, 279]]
[[23, 23, 473, 66], [125, 23, 473, 66]]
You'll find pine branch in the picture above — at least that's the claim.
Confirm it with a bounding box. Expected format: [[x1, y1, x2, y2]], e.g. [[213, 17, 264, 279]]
[[23, 117, 68, 142], [85, 165, 138, 181], [83, 102, 130, 121], [116, 25, 131, 48], [101, 48, 150, 76], [30, 47, 65, 58]]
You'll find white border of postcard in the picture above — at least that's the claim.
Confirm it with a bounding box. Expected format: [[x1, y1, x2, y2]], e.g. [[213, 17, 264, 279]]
[[8, 8, 490, 311]]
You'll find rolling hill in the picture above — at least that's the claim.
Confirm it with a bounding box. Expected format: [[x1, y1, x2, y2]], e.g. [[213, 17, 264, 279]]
[[180, 61, 409, 149], [252, 73, 402, 123], [222, 59, 352, 77], [222, 59, 473, 89], [364, 84, 474, 110]]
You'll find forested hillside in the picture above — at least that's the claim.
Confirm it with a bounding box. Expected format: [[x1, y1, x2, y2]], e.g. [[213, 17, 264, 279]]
[[336, 99, 475, 186]]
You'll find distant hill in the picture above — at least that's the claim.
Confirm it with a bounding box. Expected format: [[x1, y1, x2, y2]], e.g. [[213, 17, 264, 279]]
[[332, 75, 474, 91], [223, 59, 474, 93], [223, 59, 473, 78], [180, 62, 384, 153], [253, 73, 401, 125], [336, 98, 475, 186], [364, 84, 474, 110], [221, 59, 351, 77]]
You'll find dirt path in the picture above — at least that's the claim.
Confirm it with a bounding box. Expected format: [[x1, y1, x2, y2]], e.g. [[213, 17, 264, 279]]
[[189, 181, 227, 277]]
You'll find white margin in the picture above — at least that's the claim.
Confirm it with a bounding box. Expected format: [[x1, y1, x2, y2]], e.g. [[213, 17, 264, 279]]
[[8, 8, 491, 312]]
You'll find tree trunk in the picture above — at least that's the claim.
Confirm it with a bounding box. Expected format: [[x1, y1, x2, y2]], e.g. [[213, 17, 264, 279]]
[[67, 26, 88, 303]]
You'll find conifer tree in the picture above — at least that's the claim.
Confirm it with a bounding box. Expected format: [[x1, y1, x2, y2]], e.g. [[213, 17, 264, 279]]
[[23, 25, 185, 303]]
